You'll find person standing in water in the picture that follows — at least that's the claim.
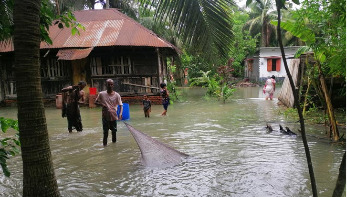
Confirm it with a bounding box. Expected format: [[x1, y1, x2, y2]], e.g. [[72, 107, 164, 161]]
[[160, 83, 170, 116], [95, 79, 123, 146], [263, 75, 276, 100], [142, 95, 151, 118], [61, 81, 86, 133]]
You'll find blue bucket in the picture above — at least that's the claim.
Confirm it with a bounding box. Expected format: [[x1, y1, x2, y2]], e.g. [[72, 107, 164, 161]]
[[117, 103, 130, 120]]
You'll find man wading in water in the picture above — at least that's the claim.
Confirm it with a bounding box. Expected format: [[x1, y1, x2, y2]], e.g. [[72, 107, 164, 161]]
[[62, 81, 86, 133], [95, 79, 123, 146]]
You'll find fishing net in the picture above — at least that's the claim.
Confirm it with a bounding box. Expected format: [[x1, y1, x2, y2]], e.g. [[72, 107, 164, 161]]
[[124, 122, 188, 168]]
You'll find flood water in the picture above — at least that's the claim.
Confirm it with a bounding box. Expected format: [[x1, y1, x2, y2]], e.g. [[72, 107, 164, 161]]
[[0, 87, 345, 197]]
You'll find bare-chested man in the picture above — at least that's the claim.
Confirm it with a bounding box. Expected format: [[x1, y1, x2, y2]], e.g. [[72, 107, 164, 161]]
[[62, 81, 86, 133]]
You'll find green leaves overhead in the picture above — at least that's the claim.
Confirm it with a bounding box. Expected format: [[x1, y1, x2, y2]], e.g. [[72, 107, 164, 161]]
[[277, 0, 346, 77], [247, 0, 300, 10], [271, 20, 315, 43], [141, 0, 235, 60]]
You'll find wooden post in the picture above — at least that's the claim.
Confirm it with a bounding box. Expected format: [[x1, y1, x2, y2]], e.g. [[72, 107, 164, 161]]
[[157, 48, 162, 84], [162, 55, 167, 81]]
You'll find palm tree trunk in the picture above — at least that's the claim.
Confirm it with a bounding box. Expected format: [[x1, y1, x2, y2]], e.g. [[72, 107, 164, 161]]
[[275, 1, 317, 196], [13, 0, 60, 196], [261, 20, 267, 47]]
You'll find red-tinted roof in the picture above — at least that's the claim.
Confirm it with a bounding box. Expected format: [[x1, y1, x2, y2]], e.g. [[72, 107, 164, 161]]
[[0, 9, 178, 52], [57, 48, 93, 60]]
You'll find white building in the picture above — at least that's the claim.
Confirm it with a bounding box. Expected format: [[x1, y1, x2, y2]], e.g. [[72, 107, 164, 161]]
[[244, 46, 302, 82]]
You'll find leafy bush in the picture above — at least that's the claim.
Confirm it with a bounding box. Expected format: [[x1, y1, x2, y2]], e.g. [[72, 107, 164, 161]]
[[0, 117, 20, 177]]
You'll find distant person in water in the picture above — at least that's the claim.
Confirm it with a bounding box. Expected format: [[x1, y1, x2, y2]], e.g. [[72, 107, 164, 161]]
[[263, 75, 276, 100], [61, 81, 86, 133], [160, 83, 170, 116], [142, 95, 151, 118], [95, 79, 123, 146]]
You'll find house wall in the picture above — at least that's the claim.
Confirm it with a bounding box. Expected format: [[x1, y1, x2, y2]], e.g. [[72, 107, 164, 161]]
[[72, 58, 90, 94], [88, 47, 168, 96], [244, 51, 260, 82], [0, 54, 16, 99], [258, 46, 301, 82], [0, 47, 173, 101], [40, 52, 72, 98]]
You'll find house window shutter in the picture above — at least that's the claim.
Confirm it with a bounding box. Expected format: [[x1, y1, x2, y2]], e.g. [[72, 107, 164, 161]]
[[267, 59, 272, 71], [276, 59, 281, 71]]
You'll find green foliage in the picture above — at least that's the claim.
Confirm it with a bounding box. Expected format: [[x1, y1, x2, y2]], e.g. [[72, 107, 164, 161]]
[[40, 0, 85, 44], [190, 70, 235, 102], [275, 0, 346, 78], [0, 0, 14, 41], [167, 81, 182, 102], [228, 10, 258, 77], [244, 0, 278, 47], [0, 0, 84, 44], [221, 85, 235, 103], [189, 70, 220, 97], [139, 0, 235, 61], [282, 107, 298, 119], [180, 9, 257, 81], [189, 70, 212, 87], [0, 117, 20, 177]]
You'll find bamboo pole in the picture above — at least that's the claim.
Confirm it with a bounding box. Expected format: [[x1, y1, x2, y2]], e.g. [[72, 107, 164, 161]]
[[317, 63, 340, 141], [302, 77, 311, 116]]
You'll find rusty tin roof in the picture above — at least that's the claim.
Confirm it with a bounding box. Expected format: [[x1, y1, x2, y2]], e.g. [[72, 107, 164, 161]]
[[0, 9, 178, 53]]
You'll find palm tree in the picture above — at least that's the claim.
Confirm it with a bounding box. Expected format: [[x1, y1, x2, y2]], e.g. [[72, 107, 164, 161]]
[[140, 0, 234, 61], [244, 0, 277, 47], [13, 0, 60, 196]]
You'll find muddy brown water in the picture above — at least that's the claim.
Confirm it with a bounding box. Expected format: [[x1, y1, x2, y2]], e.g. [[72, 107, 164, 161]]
[[0, 86, 345, 196]]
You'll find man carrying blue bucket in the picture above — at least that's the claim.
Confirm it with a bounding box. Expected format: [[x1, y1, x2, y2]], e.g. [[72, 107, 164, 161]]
[[95, 79, 123, 146]]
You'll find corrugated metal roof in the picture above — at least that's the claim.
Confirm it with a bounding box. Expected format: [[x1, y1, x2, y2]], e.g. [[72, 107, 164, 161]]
[[57, 47, 93, 60], [0, 9, 178, 53]]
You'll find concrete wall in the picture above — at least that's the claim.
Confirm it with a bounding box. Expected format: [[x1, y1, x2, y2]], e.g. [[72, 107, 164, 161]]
[[258, 46, 301, 80]]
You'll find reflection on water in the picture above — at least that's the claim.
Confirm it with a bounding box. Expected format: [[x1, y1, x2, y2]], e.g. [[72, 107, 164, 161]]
[[0, 87, 345, 197]]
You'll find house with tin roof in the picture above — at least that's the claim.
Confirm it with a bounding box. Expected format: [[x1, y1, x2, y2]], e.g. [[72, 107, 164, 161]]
[[0, 9, 179, 103]]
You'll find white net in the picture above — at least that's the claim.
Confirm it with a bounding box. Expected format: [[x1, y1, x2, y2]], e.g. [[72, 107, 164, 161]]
[[124, 122, 189, 168]]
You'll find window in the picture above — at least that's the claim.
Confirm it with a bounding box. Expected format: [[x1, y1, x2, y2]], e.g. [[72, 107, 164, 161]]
[[109, 56, 131, 75], [41, 57, 71, 78], [90, 56, 132, 76], [267, 58, 281, 71]]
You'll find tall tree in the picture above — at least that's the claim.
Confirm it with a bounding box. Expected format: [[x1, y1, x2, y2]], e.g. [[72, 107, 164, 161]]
[[244, 0, 276, 47], [13, 0, 60, 196]]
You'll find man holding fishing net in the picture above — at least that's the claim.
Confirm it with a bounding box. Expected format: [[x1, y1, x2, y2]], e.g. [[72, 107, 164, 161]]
[[95, 79, 123, 146]]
